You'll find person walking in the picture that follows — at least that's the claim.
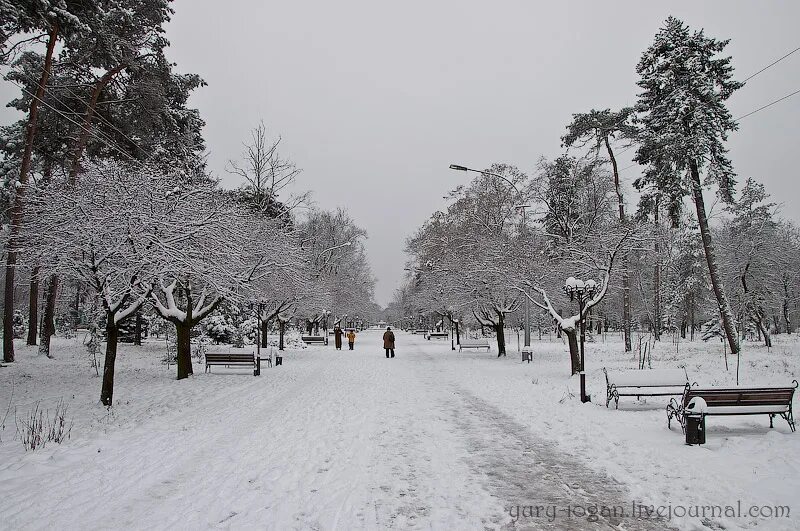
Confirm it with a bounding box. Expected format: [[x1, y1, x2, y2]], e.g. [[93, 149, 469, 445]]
[[334, 325, 343, 350], [383, 326, 395, 358], [346, 329, 356, 350]]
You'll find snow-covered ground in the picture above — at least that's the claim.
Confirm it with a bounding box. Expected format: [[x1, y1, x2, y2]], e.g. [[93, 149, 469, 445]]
[[0, 330, 798, 530]]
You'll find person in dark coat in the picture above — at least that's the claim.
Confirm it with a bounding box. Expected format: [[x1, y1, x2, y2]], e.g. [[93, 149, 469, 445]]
[[383, 326, 395, 358], [334, 326, 343, 350]]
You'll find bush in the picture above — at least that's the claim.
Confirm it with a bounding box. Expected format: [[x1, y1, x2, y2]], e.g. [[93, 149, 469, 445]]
[[16, 400, 73, 451]]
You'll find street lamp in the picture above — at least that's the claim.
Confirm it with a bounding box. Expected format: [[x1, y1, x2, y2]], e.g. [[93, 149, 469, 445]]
[[449, 163, 531, 347], [564, 277, 598, 403], [321, 309, 330, 345], [449, 164, 523, 198]]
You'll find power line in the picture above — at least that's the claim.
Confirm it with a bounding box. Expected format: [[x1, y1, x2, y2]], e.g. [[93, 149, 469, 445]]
[[743, 46, 800, 83], [7, 78, 143, 167], [10, 76, 142, 165], [18, 70, 154, 162], [735, 88, 800, 121]]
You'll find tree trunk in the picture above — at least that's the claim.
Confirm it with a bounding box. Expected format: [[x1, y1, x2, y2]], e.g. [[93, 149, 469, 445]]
[[653, 199, 662, 341], [68, 64, 127, 182], [175, 322, 192, 380], [754, 316, 771, 347], [133, 311, 142, 346], [100, 314, 119, 406], [740, 262, 771, 347], [455, 320, 460, 345], [690, 159, 740, 358], [278, 320, 285, 350], [564, 328, 580, 375], [605, 136, 632, 352], [38, 274, 58, 358], [3, 22, 59, 363], [261, 320, 269, 348], [26, 267, 39, 346], [494, 321, 506, 357], [73, 281, 82, 327], [622, 265, 632, 351], [783, 278, 792, 334]]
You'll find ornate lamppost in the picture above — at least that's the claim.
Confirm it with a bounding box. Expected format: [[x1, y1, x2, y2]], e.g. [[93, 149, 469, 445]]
[[564, 276, 597, 403], [321, 309, 330, 345]]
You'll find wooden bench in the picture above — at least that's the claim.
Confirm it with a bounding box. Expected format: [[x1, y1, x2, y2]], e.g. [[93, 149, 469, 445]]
[[413, 329, 428, 335], [603, 368, 689, 409], [667, 382, 797, 433], [458, 339, 491, 352], [205, 352, 261, 376], [426, 332, 448, 340], [301, 335, 326, 345], [521, 346, 533, 363]]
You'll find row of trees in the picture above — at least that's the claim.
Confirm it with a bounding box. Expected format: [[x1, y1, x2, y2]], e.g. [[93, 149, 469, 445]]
[[1, 2, 378, 405], [2, 0, 207, 365], [397, 17, 800, 377]]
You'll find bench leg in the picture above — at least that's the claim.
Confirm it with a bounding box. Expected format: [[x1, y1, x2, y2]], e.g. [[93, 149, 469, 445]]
[[770, 414, 774, 428], [779, 410, 795, 432]]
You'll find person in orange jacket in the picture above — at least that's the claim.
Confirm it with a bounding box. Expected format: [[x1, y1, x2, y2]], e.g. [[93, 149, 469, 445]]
[[346, 329, 356, 350]]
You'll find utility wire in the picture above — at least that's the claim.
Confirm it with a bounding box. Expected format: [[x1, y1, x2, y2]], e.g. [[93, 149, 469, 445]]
[[743, 46, 800, 82], [735, 88, 800, 121], [7, 78, 142, 166], [18, 70, 154, 162]]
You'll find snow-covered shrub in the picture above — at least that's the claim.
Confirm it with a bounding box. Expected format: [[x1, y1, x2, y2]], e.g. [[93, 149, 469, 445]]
[[238, 317, 258, 345], [204, 314, 236, 344], [266, 328, 306, 350]]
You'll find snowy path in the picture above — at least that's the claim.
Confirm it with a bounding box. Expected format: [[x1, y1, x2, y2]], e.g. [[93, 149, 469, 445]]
[[1, 331, 669, 530]]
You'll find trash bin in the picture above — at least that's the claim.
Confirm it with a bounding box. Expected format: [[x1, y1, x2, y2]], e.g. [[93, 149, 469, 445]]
[[685, 413, 705, 445], [685, 397, 707, 445]]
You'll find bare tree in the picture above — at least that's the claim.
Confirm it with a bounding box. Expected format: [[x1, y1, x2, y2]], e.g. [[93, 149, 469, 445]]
[[227, 121, 306, 218]]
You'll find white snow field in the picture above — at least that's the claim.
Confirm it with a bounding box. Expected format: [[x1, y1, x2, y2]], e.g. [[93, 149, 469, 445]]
[[1, 329, 799, 530]]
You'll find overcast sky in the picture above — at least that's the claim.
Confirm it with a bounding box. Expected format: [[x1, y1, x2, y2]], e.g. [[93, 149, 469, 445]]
[[4, 1, 800, 306]]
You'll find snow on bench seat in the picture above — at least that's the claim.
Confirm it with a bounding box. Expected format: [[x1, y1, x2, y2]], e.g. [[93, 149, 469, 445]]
[[603, 368, 689, 408], [702, 405, 791, 415], [667, 382, 798, 433]]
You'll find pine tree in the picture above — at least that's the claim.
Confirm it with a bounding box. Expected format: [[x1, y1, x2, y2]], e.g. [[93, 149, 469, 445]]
[[2, 1, 92, 362], [634, 17, 742, 364]]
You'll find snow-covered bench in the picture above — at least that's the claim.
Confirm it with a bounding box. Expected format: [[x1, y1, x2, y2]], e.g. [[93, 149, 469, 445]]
[[413, 329, 428, 335], [603, 367, 689, 408], [301, 335, 326, 345], [458, 338, 491, 352], [667, 382, 798, 433], [426, 332, 448, 340], [205, 352, 260, 376]]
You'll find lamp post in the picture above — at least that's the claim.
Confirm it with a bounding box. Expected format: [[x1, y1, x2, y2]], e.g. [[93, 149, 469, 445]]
[[322, 309, 330, 345], [564, 276, 597, 403], [449, 163, 531, 348]]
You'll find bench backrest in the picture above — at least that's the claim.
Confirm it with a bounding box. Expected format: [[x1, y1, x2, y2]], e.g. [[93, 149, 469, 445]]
[[606, 368, 688, 388], [206, 353, 255, 363], [461, 339, 489, 346], [684, 386, 796, 408]]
